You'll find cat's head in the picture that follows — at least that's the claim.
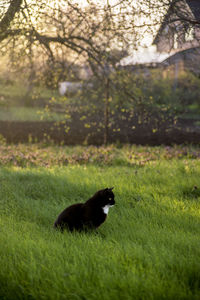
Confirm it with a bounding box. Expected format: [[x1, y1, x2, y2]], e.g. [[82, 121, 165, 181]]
[[98, 187, 115, 206]]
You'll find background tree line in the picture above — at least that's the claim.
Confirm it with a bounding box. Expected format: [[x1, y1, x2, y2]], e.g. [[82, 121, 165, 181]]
[[0, 0, 200, 144]]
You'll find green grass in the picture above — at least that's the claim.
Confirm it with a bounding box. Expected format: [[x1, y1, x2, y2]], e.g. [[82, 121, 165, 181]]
[[0, 81, 26, 100], [0, 106, 65, 121], [0, 145, 200, 300], [0, 81, 59, 103], [0, 80, 64, 121]]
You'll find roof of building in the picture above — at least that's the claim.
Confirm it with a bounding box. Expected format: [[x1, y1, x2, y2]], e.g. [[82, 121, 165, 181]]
[[153, 0, 200, 45], [186, 0, 200, 21], [119, 46, 171, 66], [160, 46, 200, 74]]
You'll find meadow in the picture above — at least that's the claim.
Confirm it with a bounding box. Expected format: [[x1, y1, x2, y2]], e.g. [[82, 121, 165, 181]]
[[0, 144, 200, 300], [0, 80, 64, 122]]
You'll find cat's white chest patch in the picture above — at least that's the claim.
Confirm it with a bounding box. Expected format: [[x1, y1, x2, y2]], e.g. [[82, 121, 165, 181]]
[[102, 205, 112, 215]]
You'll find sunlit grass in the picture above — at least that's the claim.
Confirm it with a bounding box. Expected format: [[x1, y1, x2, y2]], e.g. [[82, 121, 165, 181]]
[[0, 145, 200, 299]]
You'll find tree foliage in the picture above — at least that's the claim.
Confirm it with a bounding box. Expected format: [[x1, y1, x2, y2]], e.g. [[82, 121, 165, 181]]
[[1, 0, 200, 64], [0, 0, 200, 143]]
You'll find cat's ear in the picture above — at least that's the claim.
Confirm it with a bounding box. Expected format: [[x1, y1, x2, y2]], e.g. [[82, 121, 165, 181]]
[[103, 187, 113, 194], [103, 188, 109, 194]]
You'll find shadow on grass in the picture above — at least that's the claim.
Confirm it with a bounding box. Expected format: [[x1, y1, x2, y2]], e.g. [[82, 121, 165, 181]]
[[0, 166, 199, 238], [0, 168, 98, 230], [181, 186, 200, 199]]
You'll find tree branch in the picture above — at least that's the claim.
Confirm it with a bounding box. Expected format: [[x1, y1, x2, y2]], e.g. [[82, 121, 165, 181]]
[[0, 0, 23, 42]]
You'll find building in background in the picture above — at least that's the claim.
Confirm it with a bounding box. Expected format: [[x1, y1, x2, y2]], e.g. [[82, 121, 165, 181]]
[[153, 0, 200, 54], [121, 0, 200, 76]]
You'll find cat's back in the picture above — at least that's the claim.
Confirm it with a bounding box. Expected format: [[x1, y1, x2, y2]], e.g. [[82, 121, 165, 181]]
[[54, 203, 84, 230]]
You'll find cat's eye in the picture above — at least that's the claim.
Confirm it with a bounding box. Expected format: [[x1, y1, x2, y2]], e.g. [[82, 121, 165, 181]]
[[109, 198, 112, 201]]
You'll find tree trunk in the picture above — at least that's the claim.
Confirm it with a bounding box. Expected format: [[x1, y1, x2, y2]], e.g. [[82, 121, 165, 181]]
[[104, 77, 109, 145]]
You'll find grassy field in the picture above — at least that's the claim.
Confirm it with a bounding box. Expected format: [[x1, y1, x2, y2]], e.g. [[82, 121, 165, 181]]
[[0, 80, 64, 121], [0, 81, 59, 104], [0, 107, 65, 122], [0, 144, 200, 300]]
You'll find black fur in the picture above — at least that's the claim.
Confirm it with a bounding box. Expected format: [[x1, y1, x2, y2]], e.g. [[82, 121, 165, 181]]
[[54, 188, 115, 232]]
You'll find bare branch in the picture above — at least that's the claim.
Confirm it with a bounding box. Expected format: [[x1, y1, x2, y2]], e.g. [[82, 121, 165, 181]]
[[0, 0, 22, 42]]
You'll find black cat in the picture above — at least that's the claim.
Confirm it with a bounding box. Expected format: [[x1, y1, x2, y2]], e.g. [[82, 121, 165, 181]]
[[54, 188, 115, 232]]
